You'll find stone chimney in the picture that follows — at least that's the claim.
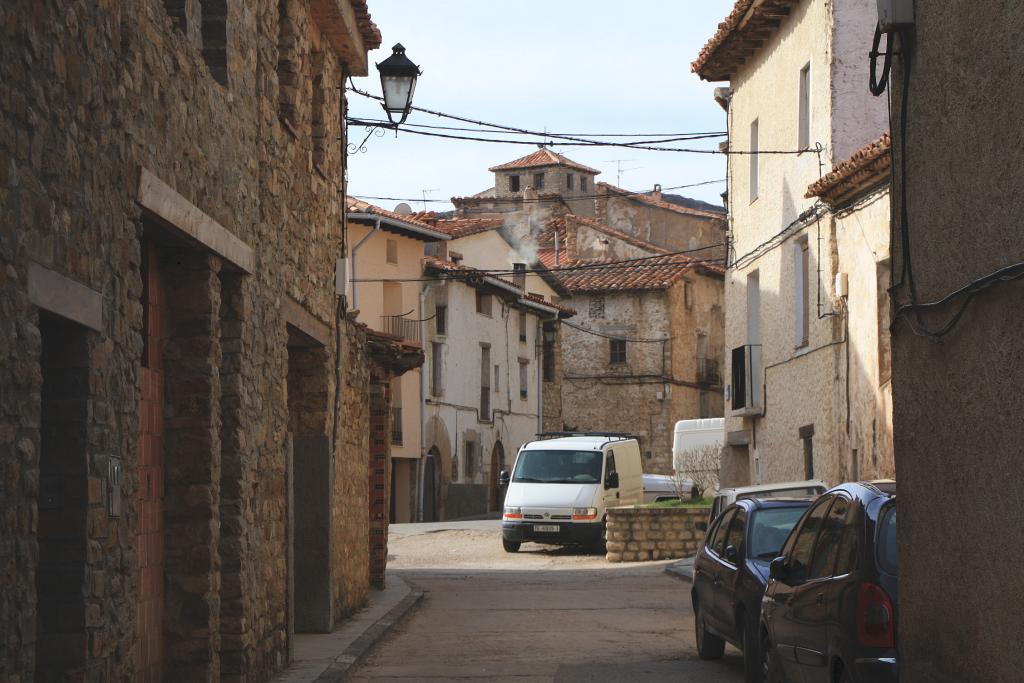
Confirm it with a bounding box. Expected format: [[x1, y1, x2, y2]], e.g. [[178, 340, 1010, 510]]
[[512, 263, 526, 289], [652, 184, 663, 202]]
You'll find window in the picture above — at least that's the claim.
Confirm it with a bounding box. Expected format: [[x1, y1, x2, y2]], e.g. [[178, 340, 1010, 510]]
[[519, 359, 529, 400], [430, 342, 443, 397], [876, 505, 898, 574], [494, 364, 500, 393], [542, 321, 555, 381], [201, 1, 229, 86], [609, 339, 626, 364], [723, 508, 747, 560], [581, 177, 588, 192], [589, 294, 605, 319], [809, 496, 849, 579], [795, 238, 809, 347], [518, 312, 527, 342], [435, 305, 447, 335], [567, 173, 575, 190], [475, 291, 492, 316], [749, 506, 810, 559], [480, 345, 491, 420], [465, 441, 476, 478], [684, 281, 694, 310], [533, 172, 545, 190], [163, 0, 188, 31], [801, 425, 815, 479], [605, 451, 617, 480], [749, 119, 759, 202], [513, 449, 602, 483], [509, 175, 520, 192], [390, 378, 403, 445], [710, 509, 736, 556], [834, 499, 860, 576], [799, 62, 811, 150], [278, 0, 298, 125], [788, 496, 832, 582], [386, 239, 398, 265]]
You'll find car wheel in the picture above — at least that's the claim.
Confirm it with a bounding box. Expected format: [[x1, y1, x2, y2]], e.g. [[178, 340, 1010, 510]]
[[502, 539, 521, 553], [741, 616, 762, 683], [761, 632, 783, 683], [695, 602, 725, 660]]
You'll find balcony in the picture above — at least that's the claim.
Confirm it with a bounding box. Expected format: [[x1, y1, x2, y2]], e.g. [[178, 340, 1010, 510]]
[[391, 406, 403, 445], [730, 344, 763, 416], [696, 357, 721, 385], [379, 314, 420, 344]]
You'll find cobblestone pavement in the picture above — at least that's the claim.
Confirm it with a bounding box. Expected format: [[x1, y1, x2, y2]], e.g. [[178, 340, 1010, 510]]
[[350, 525, 744, 682]]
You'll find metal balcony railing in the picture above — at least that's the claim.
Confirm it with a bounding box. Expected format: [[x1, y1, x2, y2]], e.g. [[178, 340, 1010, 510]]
[[731, 344, 763, 415], [391, 406, 403, 445], [379, 314, 420, 343], [697, 357, 721, 385]]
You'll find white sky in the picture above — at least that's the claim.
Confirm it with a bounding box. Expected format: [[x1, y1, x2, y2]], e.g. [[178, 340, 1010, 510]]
[[347, 0, 736, 213]]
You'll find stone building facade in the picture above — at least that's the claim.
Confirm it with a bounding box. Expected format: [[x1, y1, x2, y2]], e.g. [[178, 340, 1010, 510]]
[[693, 0, 891, 488], [0, 1, 412, 681], [885, 5, 1024, 681]]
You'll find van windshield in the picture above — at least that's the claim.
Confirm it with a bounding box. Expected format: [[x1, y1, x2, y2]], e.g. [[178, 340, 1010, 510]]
[[512, 450, 603, 484]]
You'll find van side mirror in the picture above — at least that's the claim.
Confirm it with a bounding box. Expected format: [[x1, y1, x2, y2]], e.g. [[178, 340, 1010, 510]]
[[498, 470, 510, 486], [605, 471, 619, 489], [768, 556, 790, 582]]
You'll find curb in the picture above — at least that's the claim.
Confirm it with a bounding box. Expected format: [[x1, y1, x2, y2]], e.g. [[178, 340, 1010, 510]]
[[312, 584, 425, 682], [664, 561, 694, 583]]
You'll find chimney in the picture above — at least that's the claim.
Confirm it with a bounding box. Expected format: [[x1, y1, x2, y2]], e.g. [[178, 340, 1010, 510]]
[[652, 183, 663, 202], [512, 263, 526, 289]]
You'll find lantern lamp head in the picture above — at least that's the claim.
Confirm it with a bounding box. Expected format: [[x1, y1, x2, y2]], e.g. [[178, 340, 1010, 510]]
[[376, 44, 421, 126]]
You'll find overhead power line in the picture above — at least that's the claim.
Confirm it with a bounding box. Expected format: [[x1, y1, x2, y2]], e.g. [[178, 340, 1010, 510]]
[[351, 178, 728, 206], [350, 118, 726, 141]]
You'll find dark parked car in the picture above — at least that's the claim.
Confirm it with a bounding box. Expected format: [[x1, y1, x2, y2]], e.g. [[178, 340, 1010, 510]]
[[692, 497, 815, 683], [760, 481, 897, 683]]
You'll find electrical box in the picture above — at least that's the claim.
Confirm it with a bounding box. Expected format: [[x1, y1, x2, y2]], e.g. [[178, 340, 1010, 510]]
[[335, 257, 347, 295], [877, 0, 914, 31]]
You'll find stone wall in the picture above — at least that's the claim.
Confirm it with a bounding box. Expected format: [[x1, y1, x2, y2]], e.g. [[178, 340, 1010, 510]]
[[0, 1, 381, 681], [605, 507, 707, 563]]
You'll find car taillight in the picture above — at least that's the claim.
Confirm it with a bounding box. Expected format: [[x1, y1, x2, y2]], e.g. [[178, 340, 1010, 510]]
[[857, 583, 895, 648]]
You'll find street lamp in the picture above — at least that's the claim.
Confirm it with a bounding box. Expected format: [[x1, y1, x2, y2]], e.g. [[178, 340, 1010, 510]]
[[377, 44, 421, 126]]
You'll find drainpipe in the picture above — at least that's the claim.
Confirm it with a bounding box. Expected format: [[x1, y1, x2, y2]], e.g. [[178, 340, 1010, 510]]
[[536, 317, 544, 435], [418, 277, 443, 522], [350, 217, 381, 309]]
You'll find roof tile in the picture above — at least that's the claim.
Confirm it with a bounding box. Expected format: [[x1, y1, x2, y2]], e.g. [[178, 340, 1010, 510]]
[[692, 0, 800, 81], [488, 148, 600, 175], [805, 133, 891, 206]]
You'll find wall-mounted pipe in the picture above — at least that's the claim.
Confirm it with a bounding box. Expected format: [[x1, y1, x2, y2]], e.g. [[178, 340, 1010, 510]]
[[349, 217, 380, 309]]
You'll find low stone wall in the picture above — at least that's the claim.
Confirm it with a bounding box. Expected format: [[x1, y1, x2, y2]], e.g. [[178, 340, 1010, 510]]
[[606, 506, 708, 562]]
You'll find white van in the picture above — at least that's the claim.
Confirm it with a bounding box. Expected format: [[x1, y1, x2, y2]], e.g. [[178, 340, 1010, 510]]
[[500, 434, 643, 552]]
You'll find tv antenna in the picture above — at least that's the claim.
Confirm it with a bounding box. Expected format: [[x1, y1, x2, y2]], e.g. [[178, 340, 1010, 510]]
[[420, 188, 439, 212], [606, 159, 641, 186]]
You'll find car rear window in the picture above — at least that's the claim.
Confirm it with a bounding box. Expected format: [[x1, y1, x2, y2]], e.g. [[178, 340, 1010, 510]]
[[876, 505, 897, 574]]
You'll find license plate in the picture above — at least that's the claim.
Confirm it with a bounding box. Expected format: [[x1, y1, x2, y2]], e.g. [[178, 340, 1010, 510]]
[[533, 524, 559, 533]]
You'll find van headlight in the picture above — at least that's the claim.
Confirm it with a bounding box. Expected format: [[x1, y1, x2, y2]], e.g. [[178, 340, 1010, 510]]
[[503, 506, 523, 520], [572, 507, 598, 520]]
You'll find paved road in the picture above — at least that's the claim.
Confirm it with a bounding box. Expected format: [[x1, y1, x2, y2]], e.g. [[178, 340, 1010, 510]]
[[351, 525, 744, 682]]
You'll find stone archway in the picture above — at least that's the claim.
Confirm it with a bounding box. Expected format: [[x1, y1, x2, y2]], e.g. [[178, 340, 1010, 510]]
[[489, 441, 506, 512], [424, 415, 452, 520]]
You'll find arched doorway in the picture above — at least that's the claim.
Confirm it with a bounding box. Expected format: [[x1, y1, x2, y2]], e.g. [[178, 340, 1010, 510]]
[[423, 447, 439, 522], [489, 441, 506, 512]]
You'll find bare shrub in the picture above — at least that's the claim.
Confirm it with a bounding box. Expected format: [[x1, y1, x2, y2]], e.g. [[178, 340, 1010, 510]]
[[676, 444, 721, 498]]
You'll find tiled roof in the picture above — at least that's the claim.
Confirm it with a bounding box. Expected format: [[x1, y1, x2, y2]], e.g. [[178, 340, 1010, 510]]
[[422, 257, 576, 316], [350, 1, 382, 50], [430, 217, 504, 239], [488, 148, 600, 175], [546, 254, 723, 293], [346, 197, 450, 239], [692, 0, 800, 81], [451, 191, 569, 208], [805, 134, 891, 206], [597, 182, 727, 220]]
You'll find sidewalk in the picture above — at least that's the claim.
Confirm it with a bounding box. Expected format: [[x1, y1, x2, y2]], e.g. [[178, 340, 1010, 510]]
[[664, 556, 695, 582], [272, 574, 423, 683]]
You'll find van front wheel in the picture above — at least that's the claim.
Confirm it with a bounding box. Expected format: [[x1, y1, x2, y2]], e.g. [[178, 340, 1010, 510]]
[[502, 539, 521, 553]]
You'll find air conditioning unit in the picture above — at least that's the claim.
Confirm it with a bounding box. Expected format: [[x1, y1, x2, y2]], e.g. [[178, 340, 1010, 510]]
[[877, 0, 914, 32]]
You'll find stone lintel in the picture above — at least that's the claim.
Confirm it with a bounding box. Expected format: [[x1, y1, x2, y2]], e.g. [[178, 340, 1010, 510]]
[[283, 297, 331, 347], [310, 0, 368, 76], [27, 262, 103, 331], [136, 168, 255, 274]]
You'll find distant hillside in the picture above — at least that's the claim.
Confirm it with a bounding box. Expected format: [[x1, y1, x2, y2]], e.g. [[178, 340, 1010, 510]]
[[659, 193, 725, 214]]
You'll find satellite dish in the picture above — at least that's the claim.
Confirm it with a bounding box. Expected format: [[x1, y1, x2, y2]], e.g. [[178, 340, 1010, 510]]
[[394, 202, 413, 215]]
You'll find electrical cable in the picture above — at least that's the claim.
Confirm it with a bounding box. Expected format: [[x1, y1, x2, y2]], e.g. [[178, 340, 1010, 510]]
[[348, 118, 727, 141], [561, 319, 671, 343], [869, 24, 894, 97], [350, 178, 728, 205]]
